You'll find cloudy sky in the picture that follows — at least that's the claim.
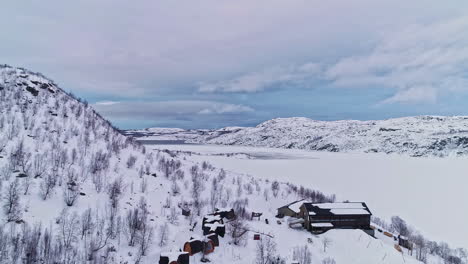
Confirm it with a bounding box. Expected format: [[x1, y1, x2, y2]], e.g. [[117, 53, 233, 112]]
[[3, 1, 468, 129]]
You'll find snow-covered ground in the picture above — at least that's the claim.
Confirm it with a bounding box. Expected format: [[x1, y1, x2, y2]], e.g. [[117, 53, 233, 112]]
[[0, 65, 457, 263], [146, 143, 468, 250]]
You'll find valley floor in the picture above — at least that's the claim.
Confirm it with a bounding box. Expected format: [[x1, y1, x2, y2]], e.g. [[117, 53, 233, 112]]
[[145, 143, 468, 251]]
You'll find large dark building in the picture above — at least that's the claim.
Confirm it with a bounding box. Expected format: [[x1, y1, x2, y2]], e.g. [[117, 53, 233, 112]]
[[299, 202, 372, 233]]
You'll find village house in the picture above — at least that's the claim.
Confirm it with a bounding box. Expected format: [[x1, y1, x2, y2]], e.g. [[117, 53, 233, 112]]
[[299, 202, 372, 233], [276, 199, 310, 218]]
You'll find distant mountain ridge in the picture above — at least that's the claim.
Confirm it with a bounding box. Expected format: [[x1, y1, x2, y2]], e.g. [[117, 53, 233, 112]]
[[126, 116, 468, 157]]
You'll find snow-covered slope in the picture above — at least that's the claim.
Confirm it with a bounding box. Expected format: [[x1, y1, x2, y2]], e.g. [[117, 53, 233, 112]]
[[0, 65, 460, 264], [128, 116, 468, 157]]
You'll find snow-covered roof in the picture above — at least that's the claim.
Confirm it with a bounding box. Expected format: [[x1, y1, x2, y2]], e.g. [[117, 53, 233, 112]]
[[303, 202, 372, 216], [311, 223, 333, 228], [330, 208, 371, 215], [205, 222, 225, 231], [289, 200, 311, 213], [204, 215, 222, 222], [278, 199, 311, 213], [314, 203, 365, 209]]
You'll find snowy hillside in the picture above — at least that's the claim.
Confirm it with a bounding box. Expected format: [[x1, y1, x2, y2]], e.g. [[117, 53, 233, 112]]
[[0, 65, 463, 264], [127, 116, 468, 157]]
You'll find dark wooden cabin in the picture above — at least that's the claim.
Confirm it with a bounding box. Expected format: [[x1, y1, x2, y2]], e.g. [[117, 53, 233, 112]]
[[398, 235, 413, 250], [202, 223, 226, 237], [206, 233, 219, 247], [183, 239, 203, 256], [203, 239, 216, 254], [159, 252, 189, 264], [203, 215, 224, 225], [299, 202, 372, 233], [214, 208, 235, 220]]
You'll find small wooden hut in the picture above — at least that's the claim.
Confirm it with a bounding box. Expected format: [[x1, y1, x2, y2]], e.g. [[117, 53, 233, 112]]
[[398, 235, 413, 250], [214, 208, 235, 220], [205, 233, 219, 247], [202, 239, 216, 254], [202, 223, 226, 237], [159, 252, 189, 264], [202, 215, 223, 225], [183, 239, 203, 256], [276, 199, 308, 218]]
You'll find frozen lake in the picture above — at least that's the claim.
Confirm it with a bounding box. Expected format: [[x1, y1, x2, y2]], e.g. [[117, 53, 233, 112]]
[[146, 143, 468, 250]]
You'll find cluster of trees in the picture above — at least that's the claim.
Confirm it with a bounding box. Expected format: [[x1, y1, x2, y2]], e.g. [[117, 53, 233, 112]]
[[0, 202, 157, 264], [373, 216, 467, 264], [0, 67, 163, 262]]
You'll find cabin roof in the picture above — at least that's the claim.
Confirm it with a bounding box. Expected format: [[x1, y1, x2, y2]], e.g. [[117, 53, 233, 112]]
[[302, 202, 372, 216], [278, 199, 311, 213], [204, 215, 222, 222], [204, 222, 225, 231]]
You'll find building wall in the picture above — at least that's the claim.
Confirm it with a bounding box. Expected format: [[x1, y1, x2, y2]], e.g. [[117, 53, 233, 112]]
[[277, 207, 296, 218], [299, 206, 310, 230], [309, 214, 370, 229]]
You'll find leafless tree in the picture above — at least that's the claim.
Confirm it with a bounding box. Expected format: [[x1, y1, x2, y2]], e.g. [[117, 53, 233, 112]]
[[228, 218, 249, 246], [0, 137, 6, 154], [168, 207, 179, 225], [22, 176, 32, 195], [137, 217, 154, 256], [87, 217, 111, 261], [4, 179, 22, 222], [40, 173, 57, 200], [59, 210, 79, 261], [171, 180, 180, 195], [263, 189, 269, 201], [191, 169, 205, 216], [256, 236, 277, 264], [90, 150, 109, 174], [412, 233, 427, 262], [293, 245, 312, 264], [108, 177, 123, 209], [391, 216, 411, 236], [80, 208, 94, 239], [271, 181, 280, 198], [63, 172, 79, 206], [322, 257, 336, 264], [126, 208, 143, 246], [126, 155, 137, 169], [0, 165, 11, 181], [158, 223, 169, 247], [210, 177, 220, 210], [140, 178, 148, 193], [23, 223, 42, 264], [32, 153, 47, 178], [322, 237, 332, 253]]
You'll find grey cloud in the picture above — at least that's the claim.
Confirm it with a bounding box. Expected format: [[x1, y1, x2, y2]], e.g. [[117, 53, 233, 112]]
[[92, 100, 255, 129], [2, 0, 466, 98], [198, 63, 322, 93], [93, 100, 254, 118], [326, 17, 468, 104]]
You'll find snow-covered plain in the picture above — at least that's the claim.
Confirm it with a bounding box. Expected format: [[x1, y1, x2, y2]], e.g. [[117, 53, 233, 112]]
[[146, 143, 468, 250]]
